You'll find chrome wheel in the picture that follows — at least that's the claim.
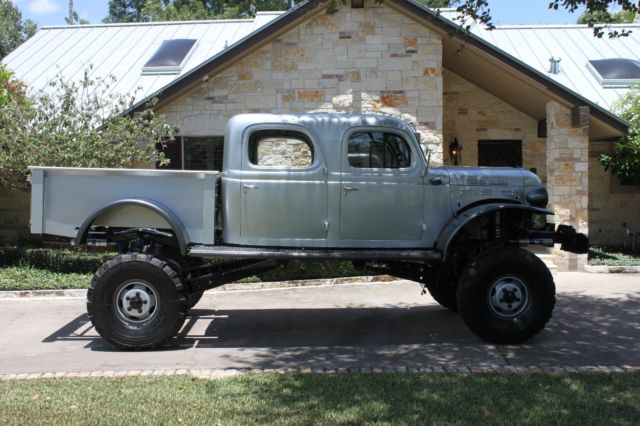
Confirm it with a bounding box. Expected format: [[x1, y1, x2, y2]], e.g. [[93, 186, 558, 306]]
[[114, 280, 159, 323], [487, 276, 530, 319]]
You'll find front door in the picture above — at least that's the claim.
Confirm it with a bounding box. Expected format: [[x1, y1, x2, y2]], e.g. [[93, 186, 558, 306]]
[[240, 128, 329, 245], [478, 140, 523, 167], [339, 129, 425, 245]]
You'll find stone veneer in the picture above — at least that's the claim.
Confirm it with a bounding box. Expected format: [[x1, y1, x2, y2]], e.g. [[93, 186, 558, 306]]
[[161, 1, 444, 163], [443, 70, 547, 181], [589, 141, 640, 246], [546, 101, 589, 271]]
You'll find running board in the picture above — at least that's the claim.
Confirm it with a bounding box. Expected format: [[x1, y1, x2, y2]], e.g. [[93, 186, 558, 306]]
[[188, 244, 441, 261]]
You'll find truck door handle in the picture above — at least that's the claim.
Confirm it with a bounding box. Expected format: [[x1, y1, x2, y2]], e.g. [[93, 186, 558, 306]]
[[343, 186, 359, 196], [430, 177, 443, 185], [243, 184, 259, 190]]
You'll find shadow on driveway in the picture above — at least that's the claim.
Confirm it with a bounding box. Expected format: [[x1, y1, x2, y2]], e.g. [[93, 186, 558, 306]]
[[40, 292, 640, 367]]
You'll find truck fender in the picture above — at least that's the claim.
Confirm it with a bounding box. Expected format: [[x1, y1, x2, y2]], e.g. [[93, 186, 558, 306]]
[[436, 203, 554, 262], [74, 198, 191, 255]]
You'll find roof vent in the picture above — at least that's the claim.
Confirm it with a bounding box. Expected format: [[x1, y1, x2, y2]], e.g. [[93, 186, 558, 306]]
[[588, 58, 640, 88], [549, 57, 561, 74], [142, 39, 197, 75]]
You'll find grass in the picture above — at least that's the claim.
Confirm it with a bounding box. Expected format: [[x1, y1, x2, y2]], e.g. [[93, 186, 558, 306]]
[[0, 373, 638, 425], [588, 246, 640, 266], [0, 267, 91, 291]]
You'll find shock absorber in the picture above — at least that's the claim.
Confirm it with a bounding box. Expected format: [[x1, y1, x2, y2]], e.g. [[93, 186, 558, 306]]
[[495, 211, 502, 240]]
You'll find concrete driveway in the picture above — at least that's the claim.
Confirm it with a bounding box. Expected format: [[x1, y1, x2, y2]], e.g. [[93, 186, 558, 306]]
[[0, 273, 638, 374]]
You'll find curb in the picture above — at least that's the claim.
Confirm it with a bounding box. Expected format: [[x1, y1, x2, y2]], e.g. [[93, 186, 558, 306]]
[[0, 275, 400, 299], [585, 265, 640, 273], [1, 365, 638, 381]]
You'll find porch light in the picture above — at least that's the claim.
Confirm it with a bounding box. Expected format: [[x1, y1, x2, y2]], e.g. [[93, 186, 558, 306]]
[[449, 138, 462, 166]]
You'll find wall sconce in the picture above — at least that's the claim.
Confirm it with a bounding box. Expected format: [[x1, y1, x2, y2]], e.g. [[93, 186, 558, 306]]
[[449, 138, 462, 166]]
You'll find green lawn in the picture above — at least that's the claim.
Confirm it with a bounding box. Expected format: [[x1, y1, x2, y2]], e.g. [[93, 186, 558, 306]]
[[1, 373, 639, 425]]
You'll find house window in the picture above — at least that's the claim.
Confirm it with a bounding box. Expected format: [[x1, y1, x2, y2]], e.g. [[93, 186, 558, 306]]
[[249, 130, 314, 168], [348, 131, 411, 168], [478, 140, 522, 167], [587, 58, 640, 88], [142, 39, 197, 75], [157, 136, 224, 171]]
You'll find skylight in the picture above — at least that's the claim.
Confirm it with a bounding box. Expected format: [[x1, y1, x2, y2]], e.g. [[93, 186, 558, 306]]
[[142, 39, 197, 75], [587, 58, 640, 88]]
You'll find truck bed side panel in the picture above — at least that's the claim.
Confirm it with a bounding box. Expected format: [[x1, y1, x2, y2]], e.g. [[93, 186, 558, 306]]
[[30, 167, 218, 245]]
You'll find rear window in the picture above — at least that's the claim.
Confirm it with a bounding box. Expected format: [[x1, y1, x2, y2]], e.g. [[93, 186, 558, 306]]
[[249, 130, 314, 168], [348, 131, 412, 168]]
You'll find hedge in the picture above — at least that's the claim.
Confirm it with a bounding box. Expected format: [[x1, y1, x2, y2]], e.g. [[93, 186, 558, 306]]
[[0, 246, 363, 281]]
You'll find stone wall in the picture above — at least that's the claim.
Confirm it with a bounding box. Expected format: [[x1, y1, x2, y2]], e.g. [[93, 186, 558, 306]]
[[546, 101, 589, 271], [442, 70, 547, 181], [589, 141, 640, 246], [162, 1, 444, 163]]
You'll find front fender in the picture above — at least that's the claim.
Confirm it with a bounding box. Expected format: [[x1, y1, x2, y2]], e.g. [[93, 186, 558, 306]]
[[436, 204, 554, 262], [74, 198, 191, 255]]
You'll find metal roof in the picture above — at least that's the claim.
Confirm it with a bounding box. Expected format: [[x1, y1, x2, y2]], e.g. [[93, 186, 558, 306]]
[[1, 1, 631, 134], [472, 23, 640, 110], [436, 7, 640, 111], [1, 12, 280, 105]]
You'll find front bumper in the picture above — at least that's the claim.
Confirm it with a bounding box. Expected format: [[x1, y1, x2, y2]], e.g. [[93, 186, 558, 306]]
[[528, 224, 589, 254]]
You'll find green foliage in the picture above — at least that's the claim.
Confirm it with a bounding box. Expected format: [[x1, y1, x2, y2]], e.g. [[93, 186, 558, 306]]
[[0, 247, 116, 273], [259, 260, 361, 282], [104, 0, 148, 22], [438, 0, 639, 37], [0, 68, 174, 191], [600, 86, 640, 185], [0, 64, 26, 107], [0, 267, 90, 291], [588, 246, 640, 266], [105, 0, 292, 22], [578, 9, 637, 25], [0, 0, 37, 59]]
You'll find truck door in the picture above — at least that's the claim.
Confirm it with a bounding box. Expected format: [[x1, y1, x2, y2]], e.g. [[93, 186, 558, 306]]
[[240, 127, 329, 245], [339, 129, 425, 244]]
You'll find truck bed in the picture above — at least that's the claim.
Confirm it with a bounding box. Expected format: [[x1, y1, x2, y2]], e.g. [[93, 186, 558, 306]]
[[30, 166, 219, 246]]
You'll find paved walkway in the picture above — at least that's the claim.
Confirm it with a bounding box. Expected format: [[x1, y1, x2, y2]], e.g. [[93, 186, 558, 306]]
[[0, 273, 638, 376]]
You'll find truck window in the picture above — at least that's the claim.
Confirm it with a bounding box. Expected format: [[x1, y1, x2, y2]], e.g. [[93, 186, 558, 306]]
[[348, 131, 411, 169], [249, 130, 314, 168]]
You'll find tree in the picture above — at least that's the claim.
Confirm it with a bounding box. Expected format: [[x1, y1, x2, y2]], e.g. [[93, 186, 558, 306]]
[[0, 68, 174, 191], [600, 86, 640, 185], [103, 0, 149, 23], [104, 0, 293, 22], [0, 64, 27, 108], [0, 0, 37, 59], [446, 0, 639, 37], [578, 9, 637, 25]]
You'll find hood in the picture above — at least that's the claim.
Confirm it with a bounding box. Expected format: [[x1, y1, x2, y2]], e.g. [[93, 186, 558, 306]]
[[433, 166, 543, 213], [439, 166, 541, 187]]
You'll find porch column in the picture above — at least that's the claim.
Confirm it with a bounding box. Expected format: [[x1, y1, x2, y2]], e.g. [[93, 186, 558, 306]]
[[545, 101, 589, 271]]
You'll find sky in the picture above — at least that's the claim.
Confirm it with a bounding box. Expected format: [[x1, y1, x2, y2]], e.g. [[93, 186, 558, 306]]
[[14, 0, 587, 28]]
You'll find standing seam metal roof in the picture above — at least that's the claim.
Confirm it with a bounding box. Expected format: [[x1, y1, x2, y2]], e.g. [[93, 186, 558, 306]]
[[1, 13, 281, 105]]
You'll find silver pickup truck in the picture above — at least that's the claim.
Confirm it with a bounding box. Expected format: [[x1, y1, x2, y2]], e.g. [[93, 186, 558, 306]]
[[30, 113, 588, 349]]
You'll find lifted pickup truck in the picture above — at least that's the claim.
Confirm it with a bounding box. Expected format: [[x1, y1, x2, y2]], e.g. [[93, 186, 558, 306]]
[[30, 113, 588, 348]]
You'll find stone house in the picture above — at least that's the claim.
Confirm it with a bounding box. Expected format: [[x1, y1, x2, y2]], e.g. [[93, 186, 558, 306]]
[[2, 0, 639, 270]]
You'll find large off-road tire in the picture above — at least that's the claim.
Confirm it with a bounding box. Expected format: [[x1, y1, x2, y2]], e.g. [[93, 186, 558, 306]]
[[457, 247, 555, 344], [428, 271, 458, 311], [87, 254, 188, 350]]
